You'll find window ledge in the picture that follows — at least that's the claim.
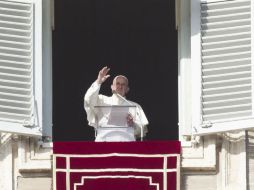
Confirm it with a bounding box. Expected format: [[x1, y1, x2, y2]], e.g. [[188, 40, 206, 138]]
[[19, 162, 51, 173], [181, 135, 217, 171], [181, 141, 192, 147], [41, 142, 53, 148]]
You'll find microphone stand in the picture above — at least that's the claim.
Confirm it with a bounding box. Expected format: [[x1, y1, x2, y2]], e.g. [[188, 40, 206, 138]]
[[115, 93, 144, 141]]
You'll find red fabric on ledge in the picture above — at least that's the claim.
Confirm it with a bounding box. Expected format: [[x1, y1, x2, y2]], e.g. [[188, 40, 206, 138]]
[[53, 140, 181, 154], [54, 141, 181, 190]]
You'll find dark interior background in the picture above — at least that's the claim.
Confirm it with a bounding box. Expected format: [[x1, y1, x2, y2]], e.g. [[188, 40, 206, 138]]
[[53, 0, 178, 141]]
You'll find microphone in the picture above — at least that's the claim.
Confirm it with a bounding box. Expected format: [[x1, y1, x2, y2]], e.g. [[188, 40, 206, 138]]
[[115, 93, 144, 141], [115, 93, 132, 105]]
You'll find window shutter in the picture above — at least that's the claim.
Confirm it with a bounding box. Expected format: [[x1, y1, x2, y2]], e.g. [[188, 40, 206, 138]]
[[192, 0, 254, 135], [0, 0, 41, 136]]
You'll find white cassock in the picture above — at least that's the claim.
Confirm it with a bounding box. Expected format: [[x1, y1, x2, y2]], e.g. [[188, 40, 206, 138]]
[[84, 81, 149, 142]]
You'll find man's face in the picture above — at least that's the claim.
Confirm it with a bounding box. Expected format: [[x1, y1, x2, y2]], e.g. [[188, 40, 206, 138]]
[[111, 76, 129, 97]]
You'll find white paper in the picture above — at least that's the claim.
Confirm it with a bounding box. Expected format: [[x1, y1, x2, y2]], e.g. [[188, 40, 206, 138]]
[[107, 107, 129, 127]]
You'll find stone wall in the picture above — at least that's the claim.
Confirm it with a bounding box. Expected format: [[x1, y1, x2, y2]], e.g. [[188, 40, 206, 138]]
[[0, 134, 52, 190]]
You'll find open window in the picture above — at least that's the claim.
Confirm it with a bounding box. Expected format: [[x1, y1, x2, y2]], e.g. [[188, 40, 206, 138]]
[[191, 0, 254, 135], [0, 0, 52, 137]]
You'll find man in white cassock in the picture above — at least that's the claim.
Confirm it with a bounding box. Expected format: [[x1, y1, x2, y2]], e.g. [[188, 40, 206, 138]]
[[84, 66, 149, 142]]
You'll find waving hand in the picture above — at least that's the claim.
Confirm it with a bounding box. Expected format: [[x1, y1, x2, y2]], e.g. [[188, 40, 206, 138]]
[[97, 66, 110, 84]]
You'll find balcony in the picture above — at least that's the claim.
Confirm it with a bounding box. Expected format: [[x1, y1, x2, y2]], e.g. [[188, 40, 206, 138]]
[[53, 141, 181, 190]]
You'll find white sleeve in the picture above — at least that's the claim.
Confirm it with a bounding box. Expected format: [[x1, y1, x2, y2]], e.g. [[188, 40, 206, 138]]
[[133, 105, 149, 137], [84, 81, 101, 127]]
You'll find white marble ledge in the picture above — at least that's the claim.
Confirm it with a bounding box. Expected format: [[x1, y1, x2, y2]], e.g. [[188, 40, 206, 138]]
[[19, 162, 52, 173]]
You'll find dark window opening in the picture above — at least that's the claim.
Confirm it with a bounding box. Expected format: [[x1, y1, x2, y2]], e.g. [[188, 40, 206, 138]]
[[53, 0, 178, 141]]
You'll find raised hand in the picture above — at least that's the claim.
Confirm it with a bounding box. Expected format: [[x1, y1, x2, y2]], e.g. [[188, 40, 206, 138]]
[[97, 66, 110, 84], [127, 113, 134, 127]]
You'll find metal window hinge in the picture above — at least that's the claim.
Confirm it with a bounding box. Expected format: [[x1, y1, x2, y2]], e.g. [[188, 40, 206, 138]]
[[201, 121, 213, 128], [191, 135, 201, 147], [37, 136, 52, 149]]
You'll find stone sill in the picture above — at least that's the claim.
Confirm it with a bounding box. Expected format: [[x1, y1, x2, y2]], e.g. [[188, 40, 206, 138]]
[[19, 168, 51, 172], [181, 166, 217, 173], [19, 163, 52, 174], [19, 167, 52, 176]]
